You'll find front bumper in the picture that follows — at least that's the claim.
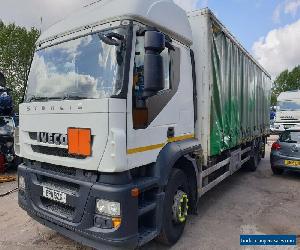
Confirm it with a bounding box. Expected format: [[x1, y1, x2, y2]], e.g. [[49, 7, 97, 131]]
[[18, 163, 139, 249]]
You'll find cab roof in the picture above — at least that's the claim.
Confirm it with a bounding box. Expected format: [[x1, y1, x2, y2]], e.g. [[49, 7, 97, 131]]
[[38, 0, 193, 46]]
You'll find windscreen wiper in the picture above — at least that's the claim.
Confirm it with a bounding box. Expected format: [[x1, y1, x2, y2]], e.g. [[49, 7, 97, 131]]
[[98, 32, 125, 46], [63, 94, 90, 100], [27, 96, 48, 102], [286, 140, 298, 143], [28, 96, 64, 102]]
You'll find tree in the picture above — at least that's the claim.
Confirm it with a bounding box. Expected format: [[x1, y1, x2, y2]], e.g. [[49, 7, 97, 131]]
[[271, 66, 300, 106], [0, 21, 40, 111]]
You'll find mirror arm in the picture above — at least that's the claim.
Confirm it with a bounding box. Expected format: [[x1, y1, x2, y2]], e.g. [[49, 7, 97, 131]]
[[137, 26, 158, 36], [106, 32, 125, 41], [165, 41, 175, 51], [98, 34, 120, 46]]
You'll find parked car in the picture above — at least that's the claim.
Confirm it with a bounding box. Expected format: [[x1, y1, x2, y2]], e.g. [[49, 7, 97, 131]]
[[0, 116, 19, 170], [270, 127, 300, 175]]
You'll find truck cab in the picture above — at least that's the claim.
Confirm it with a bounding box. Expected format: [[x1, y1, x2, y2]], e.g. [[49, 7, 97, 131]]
[[17, 0, 196, 248], [273, 90, 300, 133]]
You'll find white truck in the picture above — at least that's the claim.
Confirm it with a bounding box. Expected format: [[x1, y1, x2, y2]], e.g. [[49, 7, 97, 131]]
[[16, 1, 271, 248], [273, 90, 300, 133]]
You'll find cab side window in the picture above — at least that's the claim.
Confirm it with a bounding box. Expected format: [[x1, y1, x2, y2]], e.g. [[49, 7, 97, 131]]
[[133, 37, 171, 98], [132, 32, 180, 129]]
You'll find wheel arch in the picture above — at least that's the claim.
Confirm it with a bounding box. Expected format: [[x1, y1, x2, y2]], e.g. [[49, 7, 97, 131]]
[[173, 156, 199, 213], [154, 139, 202, 211]]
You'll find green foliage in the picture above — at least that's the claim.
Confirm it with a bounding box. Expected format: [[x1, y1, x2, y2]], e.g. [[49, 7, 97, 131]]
[[0, 21, 40, 111], [271, 66, 300, 105]]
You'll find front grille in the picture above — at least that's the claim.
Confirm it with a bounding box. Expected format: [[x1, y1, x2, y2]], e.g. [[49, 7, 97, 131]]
[[40, 163, 77, 176], [37, 175, 79, 220], [24, 162, 95, 224], [41, 197, 75, 219], [28, 131, 93, 159], [31, 145, 86, 159], [38, 175, 80, 194]]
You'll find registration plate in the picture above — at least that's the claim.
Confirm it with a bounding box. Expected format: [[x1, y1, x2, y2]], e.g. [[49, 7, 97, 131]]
[[42, 187, 67, 204], [285, 160, 300, 167]]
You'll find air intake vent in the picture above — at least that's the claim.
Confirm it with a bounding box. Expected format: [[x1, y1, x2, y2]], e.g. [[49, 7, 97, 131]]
[[41, 163, 77, 176], [41, 197, 75, 220], [31, 145, 86, 159]]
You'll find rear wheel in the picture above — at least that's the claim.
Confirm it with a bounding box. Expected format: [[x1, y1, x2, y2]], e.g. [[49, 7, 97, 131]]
[[271, 166, 284, 175], [257, 138, 264, 162], [157, 169, 189, 246], [260, 139, 266, 159]]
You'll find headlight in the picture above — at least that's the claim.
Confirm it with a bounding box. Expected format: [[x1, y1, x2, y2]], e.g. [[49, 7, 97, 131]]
[[19, 175, 25, 190], [95, 199, 121, 217]]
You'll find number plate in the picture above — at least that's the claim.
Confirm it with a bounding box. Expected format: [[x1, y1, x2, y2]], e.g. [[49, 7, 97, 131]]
[[285, 160, 300, 167], [42, 187, 67, 204]]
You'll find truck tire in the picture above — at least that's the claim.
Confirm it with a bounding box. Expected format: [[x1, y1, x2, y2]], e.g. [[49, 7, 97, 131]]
[[261, 139, 266, 159], [157, 168, 189, 246], [246, 150, 259, 172], [271, 166, 284, 175], [258, 149, 262, 163]]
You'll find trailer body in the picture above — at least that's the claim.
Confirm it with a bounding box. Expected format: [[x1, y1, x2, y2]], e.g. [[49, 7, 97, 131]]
[[189, 10, 271, 163]]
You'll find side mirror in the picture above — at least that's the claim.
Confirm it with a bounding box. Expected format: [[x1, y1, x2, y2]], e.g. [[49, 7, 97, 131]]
[[143, 31, 165, 98]]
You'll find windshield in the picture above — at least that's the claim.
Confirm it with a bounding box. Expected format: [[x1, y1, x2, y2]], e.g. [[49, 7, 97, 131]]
[[25, 26, 129, 102], [278, 101, 300, 111], [280, 131, 300, 143], [0, 117, 14, 135]]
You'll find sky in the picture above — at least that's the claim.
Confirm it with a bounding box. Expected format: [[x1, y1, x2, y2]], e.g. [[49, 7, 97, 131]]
[[1, 0, 300, 79]]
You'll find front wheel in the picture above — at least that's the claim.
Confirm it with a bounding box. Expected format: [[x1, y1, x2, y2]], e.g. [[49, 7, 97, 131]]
[[157, 169, 189, 246]]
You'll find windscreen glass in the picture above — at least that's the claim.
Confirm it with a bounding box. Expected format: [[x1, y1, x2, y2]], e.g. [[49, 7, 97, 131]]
[[25, 26, 128, 102], [278, 101, 300, 111]]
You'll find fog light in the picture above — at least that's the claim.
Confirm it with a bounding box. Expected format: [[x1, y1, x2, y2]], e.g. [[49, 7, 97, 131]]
[[19, 176, 25, 190], [112, 217, 122, 229], [94, 215, 121, 229], [95, 199, 121, 217]]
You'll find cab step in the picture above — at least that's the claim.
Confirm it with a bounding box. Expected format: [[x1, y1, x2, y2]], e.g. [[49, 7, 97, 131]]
[[138, 227, 158, 247], [133, 177, 158, 191], [138, 200, 157, 216]]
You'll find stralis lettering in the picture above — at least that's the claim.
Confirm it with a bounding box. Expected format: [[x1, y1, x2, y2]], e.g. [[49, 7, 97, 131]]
[[37, 132, 68, 146], [26, 104, 83, 112]]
